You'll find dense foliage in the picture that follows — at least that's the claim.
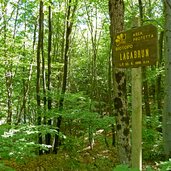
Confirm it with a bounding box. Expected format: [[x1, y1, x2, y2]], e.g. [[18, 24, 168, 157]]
[[0, 0, 170, 170]]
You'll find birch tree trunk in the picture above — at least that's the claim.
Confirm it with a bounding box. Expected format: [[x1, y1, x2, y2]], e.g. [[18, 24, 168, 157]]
[[109, 0, 131, 164], [163, 0, 171, 158]]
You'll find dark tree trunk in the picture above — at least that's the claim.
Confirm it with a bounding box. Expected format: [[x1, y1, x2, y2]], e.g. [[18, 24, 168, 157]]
[[157, 31, 164, 111], [37, 0, 44, 155], [45, 2, 52, 153], [138, 0, 151, 116], [53, 0, 77, 154]]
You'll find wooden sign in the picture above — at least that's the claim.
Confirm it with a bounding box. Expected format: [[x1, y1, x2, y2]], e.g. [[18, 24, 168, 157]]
[[113, 24, 158, 68]]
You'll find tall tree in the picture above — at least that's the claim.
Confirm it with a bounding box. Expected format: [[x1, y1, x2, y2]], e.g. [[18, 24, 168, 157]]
[[85, 1, 98, 100], [157, 31, 164, 111], [2, 1, 13, 125], [53, 0, 78, 154], [138, 0, 151, 116], [109, 0, 131, 164], [163, 0, 171, 158], [37, 0, 44, 155], [45, 0, 52, 152]]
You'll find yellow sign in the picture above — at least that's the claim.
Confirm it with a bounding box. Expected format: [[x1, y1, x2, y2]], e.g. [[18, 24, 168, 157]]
[[113, 24, 158, 68]]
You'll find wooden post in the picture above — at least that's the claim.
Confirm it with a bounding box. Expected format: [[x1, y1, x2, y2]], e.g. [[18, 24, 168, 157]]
[[131, 67, 142, 170], [131, 17, 142, 170]]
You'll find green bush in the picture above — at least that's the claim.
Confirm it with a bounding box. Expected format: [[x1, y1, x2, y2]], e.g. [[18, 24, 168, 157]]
[[159, 159, 171, 171], [113, 165, 139, 171], [0, 163, 15, 171], [0, 124, 57, 160]]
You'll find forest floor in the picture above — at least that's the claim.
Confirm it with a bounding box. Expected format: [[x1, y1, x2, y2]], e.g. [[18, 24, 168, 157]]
[[3, 148, 118, 171], [1, 146, 162, 171], [0, 131, 166, 171]]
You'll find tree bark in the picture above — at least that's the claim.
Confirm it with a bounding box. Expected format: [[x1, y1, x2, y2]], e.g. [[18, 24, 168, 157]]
[[2, 1, 13, 125], [45, 1, 52, 153], [157, 31, 164, 112], [138, 0, 151, 116], [53, 0, 78, 154], [37, 0, 44, 155], [109, 0, 131, 164], [163, 0, 171, 158]]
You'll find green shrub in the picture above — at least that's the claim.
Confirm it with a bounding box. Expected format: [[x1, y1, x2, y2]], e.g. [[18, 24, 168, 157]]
[[159, 159, 171, 171], [0, 163, 15, 171], [113, 165, 139, 171], [0, 124, 57, 160]]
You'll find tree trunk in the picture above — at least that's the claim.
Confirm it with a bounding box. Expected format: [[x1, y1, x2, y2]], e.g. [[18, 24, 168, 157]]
[[138, 0, 151, 116], [53, 0, 77, 154], [42, 11, 46, 118], [2, 1, 13, 125], [45, 1, 52, 153], [17, 7, 27, 124], [157, 31, 164, 112], [108, 45, 115, 146], [85, 2, 98, 99], [109, 0, 131, 164], [85, 2, 103, 148], [37, 0, 44, 155], [163, 0, 171, 158]]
